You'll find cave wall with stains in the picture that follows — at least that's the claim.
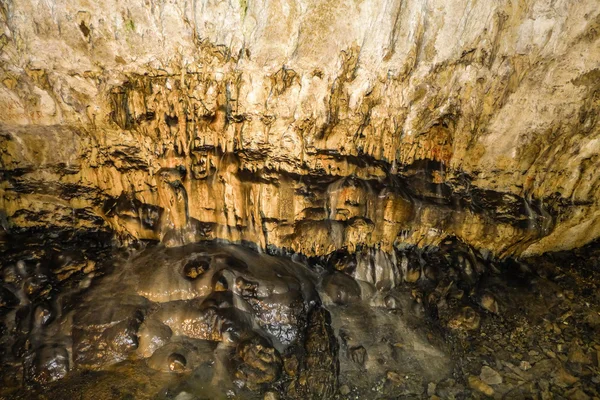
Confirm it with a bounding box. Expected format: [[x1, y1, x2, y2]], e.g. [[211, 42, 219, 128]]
[[1, 0, 600, 257]]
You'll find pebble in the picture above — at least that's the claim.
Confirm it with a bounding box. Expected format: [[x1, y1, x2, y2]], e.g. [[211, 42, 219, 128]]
[[480, 366, 503, 385], [436, 378, 464, 399], [168, 353, 186, 372], [585, 311, 600, 330], [427, 382, 437, 396], [264, 391, 280, 400], [560, 311, 573, 323], [568, 343, 592, 365], [480, 293, 499, 314], [552, 323, 562, 334], [174, 392, 195, 400], [339, 385, 351, 395], [544, 349, 557, 358], [553, 367, 579, 387], [386, 370, 404, 385], [448, 306, 481, 331], [519, 360, 532, 371], [565, 388, 590, 400], [468, 375, 494, 396]]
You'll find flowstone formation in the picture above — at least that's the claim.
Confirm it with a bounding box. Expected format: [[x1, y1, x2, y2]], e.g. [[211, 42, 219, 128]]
[[1, 0, 600, 256], [1, 236, 599, 399]]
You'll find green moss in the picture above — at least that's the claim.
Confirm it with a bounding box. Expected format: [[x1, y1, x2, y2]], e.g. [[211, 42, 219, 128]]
[[125, 19, 135, 32], [239, 0, 247, 18]]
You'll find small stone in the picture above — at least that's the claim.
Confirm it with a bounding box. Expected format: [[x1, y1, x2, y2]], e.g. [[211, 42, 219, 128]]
[[553, 367, 579, 387], [480, 293, 499, 314], [519, 360, 532, 371], [552, 323, 562, 334], [448, 307, 480, 331], [558, 354, 568, 363], [436, 378, 464, 399], [544, 349, 557, 358], [263, 391, 280, 400], [468, 375, 494, 396], [585, 311, 600, 331], [168, 353, 186, 372], [427, 382, 437, 396], [480, 366, 502, 385], [527, 359, 559, 381], [568, 343, 592, 365], [386, 370, 404, 385], [565, 388, 590, 400], [540, 389, 553, 400], [174, 392, 195, 400], [560, 311, 573, 323], [339, 385, 351, 395]]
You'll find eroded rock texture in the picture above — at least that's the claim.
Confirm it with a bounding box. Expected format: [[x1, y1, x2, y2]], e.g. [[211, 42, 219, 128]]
[[1, 0, 600, 256]]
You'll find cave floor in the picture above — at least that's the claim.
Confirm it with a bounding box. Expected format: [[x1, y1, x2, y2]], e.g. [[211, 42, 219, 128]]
[[0, 234, 599, 400]]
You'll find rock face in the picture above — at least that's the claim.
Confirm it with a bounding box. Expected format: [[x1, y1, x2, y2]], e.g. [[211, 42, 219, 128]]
[[1, 0, 600, 256]]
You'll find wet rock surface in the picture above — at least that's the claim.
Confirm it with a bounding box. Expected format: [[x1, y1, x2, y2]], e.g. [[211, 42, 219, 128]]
[[0, 233, 599, 399]]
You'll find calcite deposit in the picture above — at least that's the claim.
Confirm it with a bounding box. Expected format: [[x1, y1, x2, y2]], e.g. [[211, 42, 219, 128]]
[[1, 0, 600, 257], [2, 229, 600, 399]]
